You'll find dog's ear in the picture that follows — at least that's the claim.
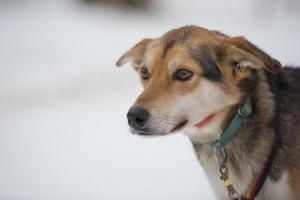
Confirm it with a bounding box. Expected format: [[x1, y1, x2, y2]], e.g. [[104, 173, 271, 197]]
[[116, 38, 153, 67], [218, 36, 283, 75]]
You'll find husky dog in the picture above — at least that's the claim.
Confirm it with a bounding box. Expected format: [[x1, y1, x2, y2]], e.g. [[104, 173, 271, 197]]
[[116, 26, 300, 200]]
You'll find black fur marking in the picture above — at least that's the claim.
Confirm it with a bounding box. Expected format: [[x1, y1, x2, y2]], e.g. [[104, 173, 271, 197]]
[[188, 45, 222, 81], [266, 67, 300, 181], [237, 69, 257, 96], [265, 72, 283, 181], [162, 28, 190, 57]]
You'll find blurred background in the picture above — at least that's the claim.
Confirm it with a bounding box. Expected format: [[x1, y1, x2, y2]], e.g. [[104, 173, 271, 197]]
[[0, 0, 299, 199]]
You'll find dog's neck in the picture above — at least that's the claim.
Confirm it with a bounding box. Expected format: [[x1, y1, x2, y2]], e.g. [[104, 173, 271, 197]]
[[191, 70, 277, 195]]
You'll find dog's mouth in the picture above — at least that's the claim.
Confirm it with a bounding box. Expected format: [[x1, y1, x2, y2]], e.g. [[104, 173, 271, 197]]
[[136, 130, 155, 136], [133, 119, 188, 136], [131, 127, 157, 137], [170, 119, 188, 133]]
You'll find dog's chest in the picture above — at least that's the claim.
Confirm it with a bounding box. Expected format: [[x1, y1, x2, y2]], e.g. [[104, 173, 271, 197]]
[[198, 154, 251, 199], [195, 149, 293, 200]]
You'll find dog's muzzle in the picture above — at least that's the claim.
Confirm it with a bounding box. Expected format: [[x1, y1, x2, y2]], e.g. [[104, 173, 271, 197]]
[[127, 107, 150, 133]]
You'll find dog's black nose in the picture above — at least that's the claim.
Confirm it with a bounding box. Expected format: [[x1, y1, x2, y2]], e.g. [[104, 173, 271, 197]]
[[127, 107, 150, 129]]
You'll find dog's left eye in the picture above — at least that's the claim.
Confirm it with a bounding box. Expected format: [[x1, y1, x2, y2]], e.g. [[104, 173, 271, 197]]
[[173, 69, 193, 81], [140, 67, 150, 80]]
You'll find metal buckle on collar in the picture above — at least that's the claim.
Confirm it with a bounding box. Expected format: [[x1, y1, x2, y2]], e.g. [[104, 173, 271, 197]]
[[238, 98, 252, 118], [238, 108, 249, 118]]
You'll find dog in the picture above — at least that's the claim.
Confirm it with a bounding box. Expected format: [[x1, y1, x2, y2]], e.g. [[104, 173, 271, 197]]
[[116, 26, 300, 200]]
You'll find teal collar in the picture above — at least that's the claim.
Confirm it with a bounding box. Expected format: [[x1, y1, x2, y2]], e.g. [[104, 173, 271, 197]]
[[213, 97, 252, 149]]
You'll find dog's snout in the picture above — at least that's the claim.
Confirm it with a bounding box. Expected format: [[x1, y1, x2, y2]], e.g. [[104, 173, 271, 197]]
[[127, 107, 150, 129]]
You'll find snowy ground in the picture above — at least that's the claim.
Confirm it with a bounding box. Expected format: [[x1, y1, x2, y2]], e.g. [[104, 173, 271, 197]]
[[0, 0, 299, 199]]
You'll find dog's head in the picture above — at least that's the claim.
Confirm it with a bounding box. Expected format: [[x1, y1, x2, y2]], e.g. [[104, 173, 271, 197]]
[[116, 26, 282, 142]]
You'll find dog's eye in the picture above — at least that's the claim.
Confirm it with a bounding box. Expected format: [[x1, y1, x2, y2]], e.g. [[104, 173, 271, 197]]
[[140, 67, 150, 80], [174, 69, 193, 81]]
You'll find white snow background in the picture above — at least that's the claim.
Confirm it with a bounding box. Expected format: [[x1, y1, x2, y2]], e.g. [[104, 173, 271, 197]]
[[0, 0, 299, 199]]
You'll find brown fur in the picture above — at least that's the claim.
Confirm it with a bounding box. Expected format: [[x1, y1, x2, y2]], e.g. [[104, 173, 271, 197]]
[[117, 25, 300, 199]]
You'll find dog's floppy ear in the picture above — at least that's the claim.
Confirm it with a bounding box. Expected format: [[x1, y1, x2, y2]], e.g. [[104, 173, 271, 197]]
[[218, 36, 283, 75], [116, 38, 153, 67]]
